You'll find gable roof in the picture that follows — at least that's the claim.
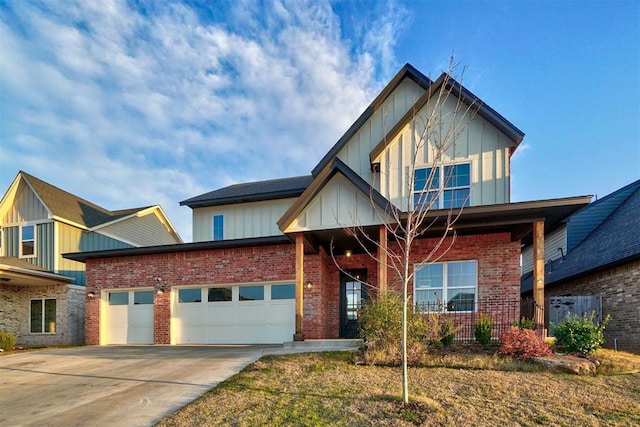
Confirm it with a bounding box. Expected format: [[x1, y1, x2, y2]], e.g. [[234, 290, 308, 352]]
[[369, 72, 525, 163], [0, 172, 181, 243], [277, 158, 390, 232], [311, 63, 433, 177], [313, 64, 524, 177], [180, 175, 313, 208], [521, 179, 640, 292], [564, 179, 640, 252]]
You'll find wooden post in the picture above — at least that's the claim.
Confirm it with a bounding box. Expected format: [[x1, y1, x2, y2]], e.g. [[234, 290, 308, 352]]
[[294, 233, 305, 341], [533, 220, 545, 336], [378, 225, 387, 294]]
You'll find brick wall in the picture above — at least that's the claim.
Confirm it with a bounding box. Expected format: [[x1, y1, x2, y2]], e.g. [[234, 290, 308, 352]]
[[84, 233, 521, 344], [0, 283, 72, 346], [546, 259, 640, 354], [85, 244, 296, 344]]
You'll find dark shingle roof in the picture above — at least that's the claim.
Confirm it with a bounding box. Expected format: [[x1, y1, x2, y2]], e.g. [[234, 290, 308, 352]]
[[522, 179, 640, 293], [180, 175, 313, 208], [20, 171, 151, 228]]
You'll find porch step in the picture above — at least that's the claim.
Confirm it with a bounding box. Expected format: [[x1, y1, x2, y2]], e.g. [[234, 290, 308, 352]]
[[283, 339, 362, 351]]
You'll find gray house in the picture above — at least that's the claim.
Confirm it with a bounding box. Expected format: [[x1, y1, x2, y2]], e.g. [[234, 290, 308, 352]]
[[522, 179, 640, 353]]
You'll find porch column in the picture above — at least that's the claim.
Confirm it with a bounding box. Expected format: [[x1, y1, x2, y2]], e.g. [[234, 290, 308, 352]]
[[378, 225, 387, 294], [294, 232, 305, 341], [533, 220, 545, 335]]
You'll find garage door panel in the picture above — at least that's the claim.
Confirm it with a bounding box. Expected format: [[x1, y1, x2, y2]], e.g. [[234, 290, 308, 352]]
[[177, 305, 203, 324], [237, 304, 266, 323], [106, 291, 154, 345], [175, 284, 295, 344], [205, 305, 234, 324], [269, 301, 295, 323]]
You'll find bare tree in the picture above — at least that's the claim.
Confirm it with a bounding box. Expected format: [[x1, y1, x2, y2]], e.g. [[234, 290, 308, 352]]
[[333, 58, 478, 404]]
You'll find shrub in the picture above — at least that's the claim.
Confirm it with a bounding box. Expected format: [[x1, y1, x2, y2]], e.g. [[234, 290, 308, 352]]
[[359, 294, 429, 365], [498, 326, 551, 360], [439, 317, 455, 347], [474, 314, 493, 345], [0, 331, 16, 352], [513, 317, 536, 330], [552, 311, 610, 355]]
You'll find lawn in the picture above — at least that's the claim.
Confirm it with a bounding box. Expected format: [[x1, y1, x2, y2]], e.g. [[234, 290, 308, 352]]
[[158, 348, 640, 426]]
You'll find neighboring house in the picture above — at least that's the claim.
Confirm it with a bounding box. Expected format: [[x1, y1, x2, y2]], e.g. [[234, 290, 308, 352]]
[[66, 64, 590, 346], [0, 171, 182, 346], [522, 179, 640, 353]]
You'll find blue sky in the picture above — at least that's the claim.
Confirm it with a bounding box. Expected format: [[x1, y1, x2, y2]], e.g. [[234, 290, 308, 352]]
[[1, 0, 638, 242]]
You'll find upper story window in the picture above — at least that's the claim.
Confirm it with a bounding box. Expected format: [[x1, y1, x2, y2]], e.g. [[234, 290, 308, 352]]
[[413, 163, 471, 210], [212, 215, 224, 241], [414, 260, 477, 312], [20, 225, 36, 258]]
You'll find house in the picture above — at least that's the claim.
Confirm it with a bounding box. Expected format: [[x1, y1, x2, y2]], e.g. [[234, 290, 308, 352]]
[[65, 64, 590, 345], [0, 171, 182, 346], [521, 179, 640, 353]]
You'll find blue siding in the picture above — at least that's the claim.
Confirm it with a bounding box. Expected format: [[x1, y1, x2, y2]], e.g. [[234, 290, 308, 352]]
[[2, 223, 53, 270], [4, 226, 18, 257], [58, 269, 86, 286], [78, 231, 134, 252]]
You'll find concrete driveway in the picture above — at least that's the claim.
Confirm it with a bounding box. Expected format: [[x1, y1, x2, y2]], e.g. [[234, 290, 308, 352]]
[[0, 345, 275, 427]]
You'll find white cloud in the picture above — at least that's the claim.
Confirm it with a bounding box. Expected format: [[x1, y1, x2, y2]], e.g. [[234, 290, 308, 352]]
[[0, 0, 408, 241]]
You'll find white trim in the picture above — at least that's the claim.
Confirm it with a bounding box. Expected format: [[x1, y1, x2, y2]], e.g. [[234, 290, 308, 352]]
[[19, 223, 37, 259], [53, 221, 60, 273]]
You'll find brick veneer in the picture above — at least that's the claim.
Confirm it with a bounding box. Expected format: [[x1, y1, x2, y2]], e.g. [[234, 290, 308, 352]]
[[546, 259, 640, 354], [85, 233, 521, 344], [85, 244, 296, 344]]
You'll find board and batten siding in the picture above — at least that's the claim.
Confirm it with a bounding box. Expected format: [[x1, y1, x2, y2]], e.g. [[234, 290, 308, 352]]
[[521, 225, 567, 274], [57, 222, 133, 285], [1, 223, 54, 270], [289, 174, 386, 232], [335, 78, 425, 183], [97, 212, 178, 246], [374, 95, 512, 210], [1, 181, 49, 224], [192, 198, 297, 242]]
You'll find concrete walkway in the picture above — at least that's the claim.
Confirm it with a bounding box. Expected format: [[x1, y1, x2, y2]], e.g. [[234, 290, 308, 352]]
[[0, 342, 359, 427]]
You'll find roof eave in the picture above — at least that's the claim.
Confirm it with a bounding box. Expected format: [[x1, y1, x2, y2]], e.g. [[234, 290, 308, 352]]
[[63, 235, 292, 263]]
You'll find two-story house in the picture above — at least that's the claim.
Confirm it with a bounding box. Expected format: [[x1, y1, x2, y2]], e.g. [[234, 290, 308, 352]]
[[0, 171, 182, 346], [67, 64, 591, 346]]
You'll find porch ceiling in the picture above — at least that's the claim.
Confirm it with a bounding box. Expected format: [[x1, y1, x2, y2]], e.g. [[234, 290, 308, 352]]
[[0, 259, 73, 287]]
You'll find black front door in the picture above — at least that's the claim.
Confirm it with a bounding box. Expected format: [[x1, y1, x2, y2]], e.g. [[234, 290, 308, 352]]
[[339, 269, 367, 338]]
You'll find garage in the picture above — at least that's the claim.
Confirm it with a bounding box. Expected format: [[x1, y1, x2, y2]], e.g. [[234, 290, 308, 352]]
[[106, 290, 154, 344], [174, 283, 295, 344]]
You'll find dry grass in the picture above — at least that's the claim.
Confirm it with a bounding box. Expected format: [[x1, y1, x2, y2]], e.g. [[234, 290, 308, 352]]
[[158, 349, 640, 427]]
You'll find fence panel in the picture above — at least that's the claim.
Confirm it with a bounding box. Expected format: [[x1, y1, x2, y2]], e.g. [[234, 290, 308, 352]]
[[547, 295, 602, 336]]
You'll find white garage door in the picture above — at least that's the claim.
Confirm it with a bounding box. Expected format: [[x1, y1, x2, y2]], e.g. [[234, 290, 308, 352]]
[[175, 283, 295, 344], [106, 290, 154, 344]]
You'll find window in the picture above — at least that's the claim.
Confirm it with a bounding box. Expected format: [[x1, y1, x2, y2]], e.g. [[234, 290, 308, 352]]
[[414, 260, 477, 312], [271, 284, 295, 300], [134, 291, 154, 305], [208, 287, 232, 302], [179, 288, 202, 303], [413, 163, 470, 209], [20, 225, 36, 258], [30, 299, 56, 333], [239, 285, 264, 301], [109, 292, 129, 305], [212, 215, 224, 240]]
